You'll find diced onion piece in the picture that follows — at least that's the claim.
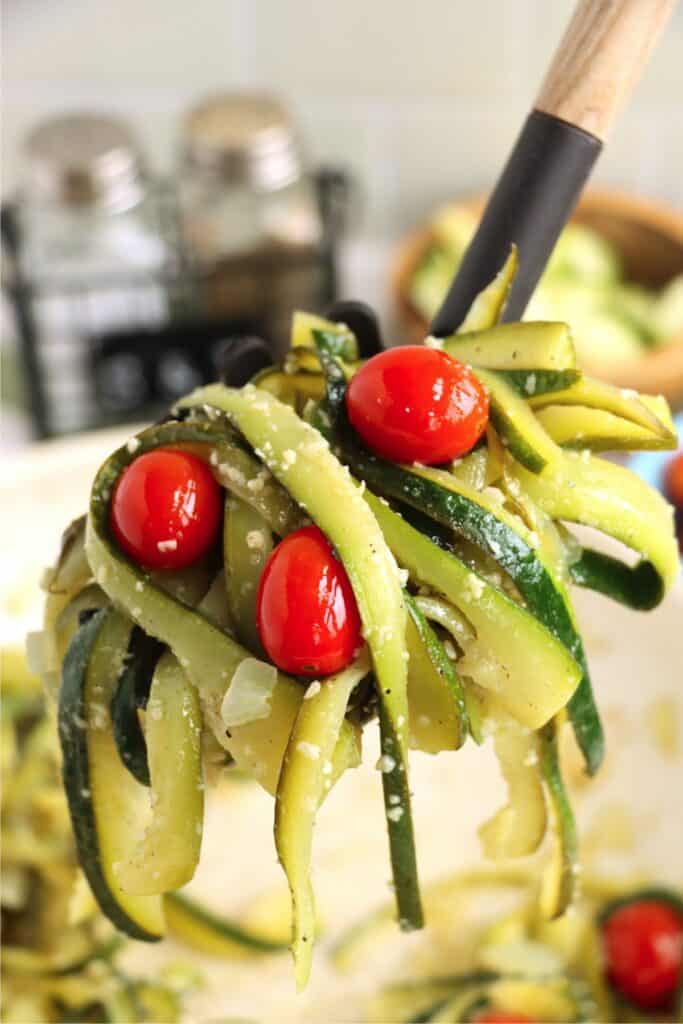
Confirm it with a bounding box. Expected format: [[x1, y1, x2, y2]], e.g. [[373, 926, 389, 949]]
[[221, 658, 278, 728]]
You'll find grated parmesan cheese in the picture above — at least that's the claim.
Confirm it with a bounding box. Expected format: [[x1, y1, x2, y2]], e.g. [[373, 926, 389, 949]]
[[246, 530, 265, 550], [296, 741, 320, 761], [221, 464, 246, 485], [424, 335, 444, 350], [482, 486, 506, 507]]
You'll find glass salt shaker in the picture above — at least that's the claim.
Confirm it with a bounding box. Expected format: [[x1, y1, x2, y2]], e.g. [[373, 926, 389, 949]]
[[16, 113, 168, 434]]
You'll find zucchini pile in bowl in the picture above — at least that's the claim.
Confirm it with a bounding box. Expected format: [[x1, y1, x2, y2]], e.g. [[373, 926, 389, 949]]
[[409, 205, 683, 369], [337, 866, 683, 1023], [41, 249, 679, 988]]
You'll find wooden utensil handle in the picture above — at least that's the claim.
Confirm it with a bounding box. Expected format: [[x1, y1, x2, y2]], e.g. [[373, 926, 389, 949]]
[[430, 0, 677, 335], [536, 0, 677, 141]]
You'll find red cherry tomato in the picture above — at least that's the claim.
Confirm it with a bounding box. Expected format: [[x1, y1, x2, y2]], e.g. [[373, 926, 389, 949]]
[[346, 346, 489, 465], [111, 449, 222, 570], [472, 1013, 535, 1024], [664, 450, 683, 509], [256, 525, 362, 677], [602, 899, 683, 1010]]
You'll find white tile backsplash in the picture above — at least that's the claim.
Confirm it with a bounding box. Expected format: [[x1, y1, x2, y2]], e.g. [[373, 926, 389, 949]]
[[385, 99, 525, 232], [247, 0, 527, 99], [3, 0, 682, 240]]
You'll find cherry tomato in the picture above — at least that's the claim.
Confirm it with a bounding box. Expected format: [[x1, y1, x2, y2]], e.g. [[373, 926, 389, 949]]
[[256, 525, 362, 677], [602, 898, 683, 1009], [664, 450, 683, 509], [110, 448, 222, 570], [346, 346, 489, 465], [472, 1013, 535, 1024]]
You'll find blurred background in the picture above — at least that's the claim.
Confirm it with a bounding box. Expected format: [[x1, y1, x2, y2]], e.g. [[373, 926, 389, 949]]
[[2, 0, 683, 440], [4, 0, 683, 233], [2, 7, 683, 1022]]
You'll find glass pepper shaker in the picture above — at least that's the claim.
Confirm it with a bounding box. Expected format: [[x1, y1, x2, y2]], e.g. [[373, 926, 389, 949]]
[[178, 93, 324, 356]]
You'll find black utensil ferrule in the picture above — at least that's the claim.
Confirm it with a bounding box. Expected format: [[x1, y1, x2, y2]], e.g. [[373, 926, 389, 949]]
[[325, 299, 384, 357], [430, 109, 602, 337]]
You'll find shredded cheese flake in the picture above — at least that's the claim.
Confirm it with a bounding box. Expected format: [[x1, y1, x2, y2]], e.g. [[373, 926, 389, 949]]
[[296, 742, 320, 761], [424, 335, 444, 350], [246, 530, 265, 550]]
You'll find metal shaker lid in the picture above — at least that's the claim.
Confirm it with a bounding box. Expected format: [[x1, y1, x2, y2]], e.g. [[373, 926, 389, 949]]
[[22, 113, 147, 211], [182, 93, 302, 191]]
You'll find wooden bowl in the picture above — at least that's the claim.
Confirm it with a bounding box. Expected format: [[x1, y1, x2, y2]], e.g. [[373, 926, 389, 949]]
[[393, 188, 683, 408]]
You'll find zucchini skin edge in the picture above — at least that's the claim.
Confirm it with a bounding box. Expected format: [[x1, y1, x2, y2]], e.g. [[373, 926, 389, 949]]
[[58, 609, 162, 943]]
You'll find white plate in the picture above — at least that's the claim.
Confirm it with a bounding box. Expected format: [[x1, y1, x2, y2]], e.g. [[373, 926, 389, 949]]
[[2, 430, 682, 1022]]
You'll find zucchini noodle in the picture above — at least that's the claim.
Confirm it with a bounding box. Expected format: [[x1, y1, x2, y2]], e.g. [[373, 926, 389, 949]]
[[0, 647, 284, 1024], [43, 251, 678, 986]]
